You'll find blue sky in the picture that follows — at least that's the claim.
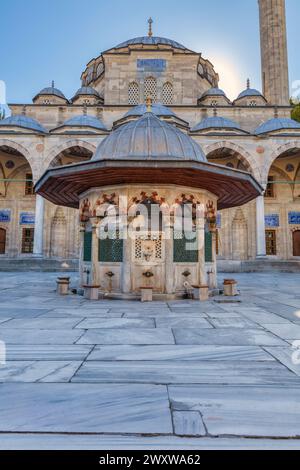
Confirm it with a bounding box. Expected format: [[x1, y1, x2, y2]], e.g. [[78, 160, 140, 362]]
[[1, 0, 299, 103]]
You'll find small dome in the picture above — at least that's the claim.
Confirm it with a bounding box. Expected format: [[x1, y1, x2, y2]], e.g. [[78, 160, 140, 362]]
[[255, 117, 300, 135], [34, 86, 66, 101], [113, 36, 188, 51], [124, 103, 176, 118], [71, 87, 101, 101], [192, 116, 244, 132], [62, 114, 107, 131], [93, 112, 206, 162], [0, 114, 47, 133], [236, 88, 263, 99], [201, 88, 227, 98]]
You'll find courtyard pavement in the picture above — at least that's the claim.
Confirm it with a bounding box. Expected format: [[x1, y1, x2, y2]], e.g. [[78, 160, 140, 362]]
[[0, 272, 300, 449]]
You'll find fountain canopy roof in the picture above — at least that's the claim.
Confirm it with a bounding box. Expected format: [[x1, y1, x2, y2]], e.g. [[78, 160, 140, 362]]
[[93, 112, 206, 162]]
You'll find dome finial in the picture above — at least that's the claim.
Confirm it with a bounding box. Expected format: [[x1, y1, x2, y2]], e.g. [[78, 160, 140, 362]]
[[83, 103, 87, 115], [213, 107, 217, 117], [22, 105, 26, 116], [52, 80, 55, 88], [247, 78, 250, 89], [148, 17, 153, 37], [274, 106, 279, 119], [146, 96, 152, 112]]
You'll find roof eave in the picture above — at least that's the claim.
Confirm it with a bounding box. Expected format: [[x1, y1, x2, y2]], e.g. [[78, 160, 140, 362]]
[[35, 158, 262, 210]]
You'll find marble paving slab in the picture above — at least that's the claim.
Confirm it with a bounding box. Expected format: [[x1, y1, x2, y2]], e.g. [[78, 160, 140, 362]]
[[262, 323, 300, 340], [0, 383, 172, 434], [77, 328, 175, 345], [173, 328, 287, 346], [0, 361, 81, 382], [5, 345, 92, 361], [0, 329, 84, 344], [0, 309, 50, 318], [87, 345, 275, 362], [76, 318, 155, 329], [155, 318, 212, 328], [39, 310, 122, 318], [0, 318, 83, 329], [208, 318, 260, 329], [0, 434, 300, 450], [264, 347, 300, 376], [123, 311, 208, 318], [205, 311, 241, 318], [173, 411, 206, 436], [169, 385, 300, 437], [254, 303, 299, 322], [239, 310, 291, 325], [71, 360, 299, 385]]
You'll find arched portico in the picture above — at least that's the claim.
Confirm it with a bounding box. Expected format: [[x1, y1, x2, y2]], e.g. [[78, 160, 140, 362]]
[[263, 143, 300, 259], [41, 140, 97, 259], [0, 142, 35, 257]]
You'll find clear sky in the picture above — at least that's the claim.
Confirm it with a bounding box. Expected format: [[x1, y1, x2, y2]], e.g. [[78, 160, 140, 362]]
[[1, 0, 299, 103]]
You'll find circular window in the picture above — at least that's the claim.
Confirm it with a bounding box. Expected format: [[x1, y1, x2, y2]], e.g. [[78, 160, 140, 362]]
[[5, 160, 15, 169], [286, 163, 295, 172]]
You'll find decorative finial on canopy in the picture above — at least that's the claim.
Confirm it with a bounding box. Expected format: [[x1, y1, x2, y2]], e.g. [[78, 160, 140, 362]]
[[213, 106, 217, 117], [52, 80, 55, 88], [274, 106, 279, 118], [22, 105, 26, 116], [148, 17, 153, 37], [247, 78, 250, 89], [83, 103, 87, 115], [146, 96, 152, 112]]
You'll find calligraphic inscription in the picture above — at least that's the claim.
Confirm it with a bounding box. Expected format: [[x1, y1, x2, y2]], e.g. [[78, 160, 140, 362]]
[[137, 59, 166, 72]]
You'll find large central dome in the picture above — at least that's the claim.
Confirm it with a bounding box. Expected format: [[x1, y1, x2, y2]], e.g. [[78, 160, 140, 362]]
[[112, 36, 191, 51], [92, 112, 206, 162]]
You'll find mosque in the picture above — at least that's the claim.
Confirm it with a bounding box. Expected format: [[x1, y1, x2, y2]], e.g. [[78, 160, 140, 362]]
[[0, 0, 300, 288]]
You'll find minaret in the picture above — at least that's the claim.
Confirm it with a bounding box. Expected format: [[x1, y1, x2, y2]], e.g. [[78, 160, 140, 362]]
[[258, 0, 289, 105]]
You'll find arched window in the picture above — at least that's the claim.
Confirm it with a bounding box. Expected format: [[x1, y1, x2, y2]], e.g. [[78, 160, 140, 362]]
[[162, 82, 173, 105], [128, 82, 139, 105], [144, 77, 157, 102]]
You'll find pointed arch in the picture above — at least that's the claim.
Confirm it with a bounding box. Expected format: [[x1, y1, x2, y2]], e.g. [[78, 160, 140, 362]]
[[0, 138, 36, 179], [264, 141, 300, 181], [46, 139, 97, 168], [232, 207, 248, 260], [204, 141, 259, 178]]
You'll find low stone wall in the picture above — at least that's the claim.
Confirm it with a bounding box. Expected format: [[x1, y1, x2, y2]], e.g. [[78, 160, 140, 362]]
[[218, 259, 300, 273], [0, 258, 79, 272]]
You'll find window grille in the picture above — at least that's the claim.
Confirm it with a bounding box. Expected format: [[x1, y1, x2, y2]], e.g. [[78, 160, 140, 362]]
[[162, 82, 173, 105], [144, 77, 157, 102], [128, 82, 139, 105]]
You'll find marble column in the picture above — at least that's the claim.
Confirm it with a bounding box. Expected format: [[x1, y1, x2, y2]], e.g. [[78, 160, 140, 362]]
[[210, 230, 218, 289], [121, 225, 131, 293], [79, 224, 86, 287], [165, 223, 174, 294], [90, 220, 100, 285], [196, 218, 206, 286], [33, 195, 45, 256], [256, 195, 267, 257]]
